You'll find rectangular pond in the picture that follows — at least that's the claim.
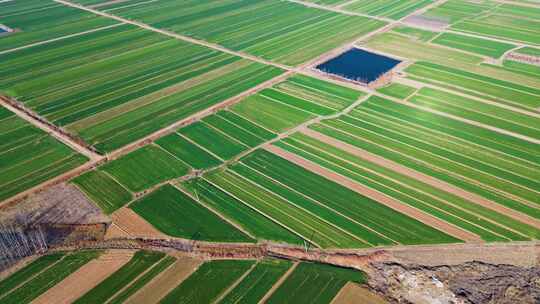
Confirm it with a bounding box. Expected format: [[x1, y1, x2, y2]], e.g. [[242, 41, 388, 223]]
[[316, 48, 401, 84]]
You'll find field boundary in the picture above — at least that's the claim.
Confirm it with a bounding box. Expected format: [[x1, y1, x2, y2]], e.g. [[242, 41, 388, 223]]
[[263, 145, 482, 243]]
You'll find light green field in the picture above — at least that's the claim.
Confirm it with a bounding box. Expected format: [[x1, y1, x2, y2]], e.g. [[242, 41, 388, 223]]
[[101, 145, 190, 192]]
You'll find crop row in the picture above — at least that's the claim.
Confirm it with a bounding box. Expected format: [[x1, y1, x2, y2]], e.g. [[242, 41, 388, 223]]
[[364, 30, 540, 94], [0, 0, 117, 52], [235, 149, 459, 245], [160, 260, 255, 304], [432, 33, 516, 59], [313, 96, 540, 220], [0, 106, 88, 202], [73, 250, 168, 303], [0, 23, 283, 153], [0, 251, 101, 304], [409, 87, 540, 140], [91, 0, 386, 65], [451, 5, 540, 45], [267, 262, 365, 304], [181, 178, 303, 245], [166, 74, 362, 165], [406, 61, 540, 110], [130, 184, 253, 242], [277, 131, 539, 241], [423, 0, 498, 24], [231, 74, 363, 133], [344, 0, 434, 20]]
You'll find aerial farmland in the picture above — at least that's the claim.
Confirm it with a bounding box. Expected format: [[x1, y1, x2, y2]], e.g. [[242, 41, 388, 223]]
[[0, 0, 539, 303]]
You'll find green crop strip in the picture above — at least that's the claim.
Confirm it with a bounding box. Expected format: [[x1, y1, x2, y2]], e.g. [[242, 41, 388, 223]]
[[130, 184, 254, 242]]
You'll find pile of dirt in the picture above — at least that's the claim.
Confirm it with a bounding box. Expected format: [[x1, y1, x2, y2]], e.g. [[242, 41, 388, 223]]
[[369, 261, 540, 304]]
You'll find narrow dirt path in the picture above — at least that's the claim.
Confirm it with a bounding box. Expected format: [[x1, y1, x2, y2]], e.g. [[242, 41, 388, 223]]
[[32, 250, 134, 304], [300, 128, 540, 230], [264, 144, 483, 243], [0, 97, 100, 161]]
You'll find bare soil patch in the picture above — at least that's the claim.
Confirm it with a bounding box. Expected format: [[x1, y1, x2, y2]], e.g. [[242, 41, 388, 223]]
[[125, 256, 202, 304], [32, 250, 134, 304], [301, 128, 540, 229], [0, 183, 109, 226], [332, 282, 388, 304], [111, 208, 166, 238], [104, 223, 130, 239], [264, 144, 481, 243]]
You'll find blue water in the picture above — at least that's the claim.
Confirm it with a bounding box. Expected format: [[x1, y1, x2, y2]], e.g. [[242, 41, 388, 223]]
[[0, 28, 6, 33], [316, 48, 401, 84]]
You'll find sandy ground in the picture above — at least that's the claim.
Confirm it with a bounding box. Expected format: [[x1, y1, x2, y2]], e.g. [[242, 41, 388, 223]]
[[125, 256, 202, 304], [104, 223, 130, 239], [31, 250, 134, 304], [332, 282, 388, 304], [387, 242, 540, 267], [264, 145, 482, 243], [111, 208, 166, 238], [301, 128, 540, 230]]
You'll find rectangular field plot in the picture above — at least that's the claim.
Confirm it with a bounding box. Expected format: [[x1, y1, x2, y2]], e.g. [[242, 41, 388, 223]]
[[160, 260, 254, 304], [432, 33, 516, 58], [277, 132, 539, 241], [130, 184, 254, 242], [405, 61, 540, 111], [391, 25, 437, 42], [344, 0, 433, 20], [220, 259, 293, 304], [72, 170, 132, 214], [93, 0, 386, 65], [155, 133, 222, 170], [0, 24, 283, 153], [238, 149, 460, 245], [312, 95, 540, 221], [422, 0, 498, 24], [266, 262, 365, 304], [410, 88, 540, 140], [364, 31, 540, 89], [101, 145, 189, 193], [232, 75, 363, 132], [0, 0, 117, 52], [0, 106, 88, 202], [449, 4, 540, 45], [376, 82, 416, 99], [205, 168, 371, 248], [73, 251, 166, 304], [181, 178, 303, 245], [0, 251, 101, 304], [177, 121, 249, 161]]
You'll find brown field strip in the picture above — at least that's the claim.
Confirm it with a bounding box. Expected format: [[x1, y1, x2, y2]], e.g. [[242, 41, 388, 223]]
[[300, 128, 540, 229], [264, 144, 482, 243], [331, 282, 388, 304], [32, 250, 134, 304], [111, 208, 166, 238], [125, 256, 203, 304]]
